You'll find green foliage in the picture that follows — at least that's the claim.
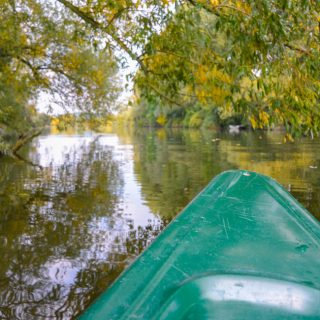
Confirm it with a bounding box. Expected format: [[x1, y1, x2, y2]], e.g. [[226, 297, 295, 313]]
[[0, 137, 10, 155], [1, 0, 320, 140], [131, 1, 320, 136], [0, 0, 119, 153], [189, 111, 204, 128], [60, 0, 315, 136]]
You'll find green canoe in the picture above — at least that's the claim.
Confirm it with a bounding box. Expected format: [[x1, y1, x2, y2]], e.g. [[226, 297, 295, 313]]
[[80, 170, 320, 319]]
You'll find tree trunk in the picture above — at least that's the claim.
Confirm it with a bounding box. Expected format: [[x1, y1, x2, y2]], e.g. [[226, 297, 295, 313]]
[[12, 128, 43, 154]]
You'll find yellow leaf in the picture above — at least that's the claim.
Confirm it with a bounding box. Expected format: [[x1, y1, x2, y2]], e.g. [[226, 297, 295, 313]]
[[284, 133, 294, 143], [210, 0, 220, 6], [258, 110, 269, 125], [156, 114, 167, 126], [196, 65, 208, 84], [51, 118, 60, 126], [249, 116, 257, 129]]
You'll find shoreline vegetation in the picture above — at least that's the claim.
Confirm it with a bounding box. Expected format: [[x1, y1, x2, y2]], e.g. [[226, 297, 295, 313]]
[[115, 107, 287, 135], [0, 112, 50, 156], [1, 1, 319, 155], [0, 109, 291, 159]]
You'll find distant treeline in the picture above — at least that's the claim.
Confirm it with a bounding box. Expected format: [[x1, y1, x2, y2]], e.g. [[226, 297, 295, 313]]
[[117, 104, 247, 131]]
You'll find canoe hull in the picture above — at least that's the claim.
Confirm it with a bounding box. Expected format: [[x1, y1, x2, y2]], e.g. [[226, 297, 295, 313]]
[[80, 170, 320, 319]]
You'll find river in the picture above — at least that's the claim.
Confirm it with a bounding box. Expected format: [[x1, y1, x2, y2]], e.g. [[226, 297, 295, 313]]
[[0, 127, 319, 319]]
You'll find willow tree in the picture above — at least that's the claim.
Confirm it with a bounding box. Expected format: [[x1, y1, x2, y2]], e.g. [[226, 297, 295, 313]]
[[1, 0, 319, 147], [56, 0, 320, 138], [135, 1, 320, 138], [0, 0, 119, 154]]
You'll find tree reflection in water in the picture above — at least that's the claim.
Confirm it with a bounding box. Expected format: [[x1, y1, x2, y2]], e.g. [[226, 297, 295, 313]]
[[0, 129, 320, 319], [0, 134, 162, 319]]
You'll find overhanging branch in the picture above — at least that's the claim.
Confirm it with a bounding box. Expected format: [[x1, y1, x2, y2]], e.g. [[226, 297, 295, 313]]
[[12, 129, 43, 154], [57, 0, 148, 74]]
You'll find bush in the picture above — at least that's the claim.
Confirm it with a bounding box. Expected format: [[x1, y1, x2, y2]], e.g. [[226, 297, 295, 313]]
[[189, 111, 204, 128]]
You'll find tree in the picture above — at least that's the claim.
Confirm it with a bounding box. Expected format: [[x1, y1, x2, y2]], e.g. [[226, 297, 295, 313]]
[[0, 0, 119, 154], [55, 0, 320, 137], [1, 0, 319, 145]]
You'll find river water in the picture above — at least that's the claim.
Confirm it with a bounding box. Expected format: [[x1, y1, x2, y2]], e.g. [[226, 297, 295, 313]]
[[0, 128, 319, 319]]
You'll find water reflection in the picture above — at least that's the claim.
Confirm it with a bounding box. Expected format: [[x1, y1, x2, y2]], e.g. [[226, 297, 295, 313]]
[[0, 128, 319, 318], [119, 128, 320, 221], [0, 133, 162, 319]]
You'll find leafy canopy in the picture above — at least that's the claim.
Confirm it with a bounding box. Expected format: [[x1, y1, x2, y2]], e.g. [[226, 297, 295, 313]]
[[55, 0, 320, 137], [0, 0, 119, 152], [1, 0, 320, 143]]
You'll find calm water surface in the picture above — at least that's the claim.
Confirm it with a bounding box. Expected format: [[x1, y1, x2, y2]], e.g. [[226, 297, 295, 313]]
[[0, 128, 319, 319]]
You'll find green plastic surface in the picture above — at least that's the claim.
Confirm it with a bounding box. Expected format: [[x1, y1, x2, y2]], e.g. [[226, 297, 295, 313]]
[[80, 170, 320, 319]]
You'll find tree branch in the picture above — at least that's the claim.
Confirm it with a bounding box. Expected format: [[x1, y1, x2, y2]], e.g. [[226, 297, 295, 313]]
[[105, 7, 127, 29], [217, 2, 250, 16], [13, 152, 43, 170], [15, 57, 42, 80], [284, 43, 311, 56], [148, 83, 184, 107], [185, 0, 221, 16], [57, 0, 148, 74], [12, 129, 43, 154], [187, 0, 311, 57]]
